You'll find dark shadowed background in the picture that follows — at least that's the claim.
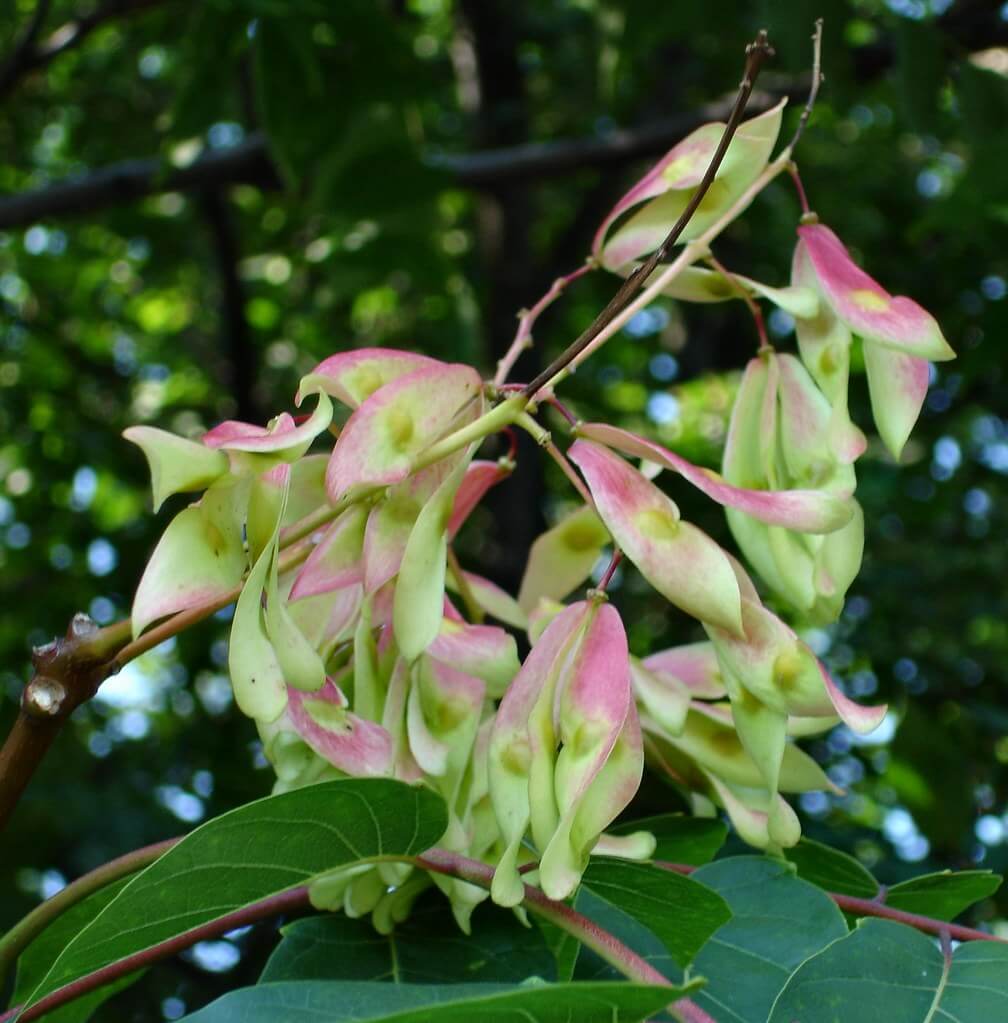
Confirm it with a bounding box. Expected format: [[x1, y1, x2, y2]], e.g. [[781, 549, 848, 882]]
[[2, 0, 1007, 1017]]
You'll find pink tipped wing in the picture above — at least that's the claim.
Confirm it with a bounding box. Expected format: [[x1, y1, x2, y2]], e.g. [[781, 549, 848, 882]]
[[863, 343, 931, 460], [569, 440, 743, 636], [798, 224, 954, 361], [447, 460, 511, 539], [578, 422, 853, 532], [286, 678, 393, 777], [326, 363, 483, 500], [298, 347, 439, 408], [289, 505, 367, 601], [642, 641, 726, 699]]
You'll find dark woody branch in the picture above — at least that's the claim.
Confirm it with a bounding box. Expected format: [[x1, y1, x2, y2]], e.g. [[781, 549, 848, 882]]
[[0, 87, 800, 231], [0, 0, 169, 100]]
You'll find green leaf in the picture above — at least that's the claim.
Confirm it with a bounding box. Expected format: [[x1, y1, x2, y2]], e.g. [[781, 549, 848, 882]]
[[179, 980, 681, 1023], [884, 870, 1002, 922], [784, 837, 879, 898], [611, 814, 727, 866], [24, 780, 448, 1011], [768, 918, 1008, 1022], [572, 888, 678, 987], [535, 918, 580, 983], [581, 859, 731, 968], [10, 879, 138, 1022], [690, 856, 849, 1023], [261, 892, 555, 985], [252, 17, 326, 185]]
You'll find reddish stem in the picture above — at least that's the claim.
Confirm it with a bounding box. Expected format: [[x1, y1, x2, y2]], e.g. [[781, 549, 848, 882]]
[[705, 252, 771, 352], [3, 887, 311, 1023], [654, 861, 1006, 945], [829, 893, 1005, 945], [0, 837, 181, 982], [418, 849, 712, 1023], [546, 396, 579, 427], [544, 440, 595, 509], [788, 162, 811, 215], [595, 549, 623, 592]]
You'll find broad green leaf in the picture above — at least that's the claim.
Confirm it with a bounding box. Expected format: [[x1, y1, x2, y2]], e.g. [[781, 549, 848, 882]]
[[784, 837, 879, 898], [10, 879, 137, 1022], [691, 856, 848, 1023], [535, 919, 580, 983], [261, 891, 556, 985], [768, 918, 1008, 1022], [581, 859, 731, 968], [572, 888, 678, 987], [609, 814, 727, 866], [24, 780, 448, 1011], [252, 17, 326, 184], [179, 980, 682, 1023], [884, 870, 1002, 921]]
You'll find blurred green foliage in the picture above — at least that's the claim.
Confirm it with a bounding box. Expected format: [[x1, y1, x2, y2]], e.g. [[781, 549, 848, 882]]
[[2, 0, 1008, 1017]]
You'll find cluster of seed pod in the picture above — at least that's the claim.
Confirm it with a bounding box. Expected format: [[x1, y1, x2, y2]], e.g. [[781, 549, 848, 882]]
[[122, 99, 952, 927]]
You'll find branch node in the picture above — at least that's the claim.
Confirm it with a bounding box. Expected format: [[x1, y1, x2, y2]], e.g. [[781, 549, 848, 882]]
[[22, 677, 68, 719], [69, 611, 99, 640]]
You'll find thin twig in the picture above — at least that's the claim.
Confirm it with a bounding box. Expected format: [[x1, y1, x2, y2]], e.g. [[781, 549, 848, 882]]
[[594, 549, 623, 593], [545, 440, 595, 509], [704, 251, 771, 351], [548, 153, 789, 386], [785, 18, 824, 153], [494, 261, 595, 387], [788, 161, 812, 215], [829, 892, 1006, 945], [545, 396, 579, 427], [522, 30, 775, 401]]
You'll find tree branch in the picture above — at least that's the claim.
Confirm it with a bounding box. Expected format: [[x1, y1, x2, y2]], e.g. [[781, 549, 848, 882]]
[[0, 0, 51, 97], [0, 614, 129, 833], [199, 188, 258, 423], [0, 0, 169, 101], [0, 529, 315, 834], [0, 136, 280, 230], [0, 89, 798, 232]]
